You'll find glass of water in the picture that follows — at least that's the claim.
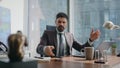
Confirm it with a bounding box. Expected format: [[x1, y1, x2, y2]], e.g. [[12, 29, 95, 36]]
[[95, 50, 100, 61]]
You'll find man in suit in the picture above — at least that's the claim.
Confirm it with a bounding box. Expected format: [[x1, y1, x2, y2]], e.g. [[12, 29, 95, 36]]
[[36, 12, 100, 57]]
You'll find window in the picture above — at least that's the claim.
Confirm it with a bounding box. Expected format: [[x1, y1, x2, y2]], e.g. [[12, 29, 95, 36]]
[[71, 0, 120, 53], [38, 0, 68, 36]]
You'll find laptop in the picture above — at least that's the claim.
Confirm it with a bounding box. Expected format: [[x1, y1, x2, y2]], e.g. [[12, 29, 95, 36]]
[[72, 41, 115, 58], [95, 41, 116, 53]]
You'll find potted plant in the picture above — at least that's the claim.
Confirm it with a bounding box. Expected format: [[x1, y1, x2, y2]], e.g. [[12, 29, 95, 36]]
[[111, 44, 117, 56]]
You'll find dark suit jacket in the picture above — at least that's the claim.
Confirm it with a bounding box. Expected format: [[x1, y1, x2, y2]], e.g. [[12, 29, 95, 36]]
[[36, 30, 93, 56]]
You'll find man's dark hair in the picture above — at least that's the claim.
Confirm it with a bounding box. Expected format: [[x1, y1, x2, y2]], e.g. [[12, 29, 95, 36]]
[[56, 12, 68, 20]]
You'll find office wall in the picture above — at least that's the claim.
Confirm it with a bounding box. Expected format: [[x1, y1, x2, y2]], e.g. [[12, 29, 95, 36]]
[[0, 0, 24, 33]]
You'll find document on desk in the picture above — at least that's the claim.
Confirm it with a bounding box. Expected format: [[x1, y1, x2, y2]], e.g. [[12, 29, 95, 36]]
[[34, 57, 51, 63], [72, 55, 85, 58]]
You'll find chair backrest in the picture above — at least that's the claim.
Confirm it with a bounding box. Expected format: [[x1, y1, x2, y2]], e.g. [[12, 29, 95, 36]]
[[46, 25, 56, 31], [0, 41, 8, 52]]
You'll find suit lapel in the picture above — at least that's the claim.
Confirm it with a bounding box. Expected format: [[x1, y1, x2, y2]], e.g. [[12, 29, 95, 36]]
[[65, 32, 73, 55], [65, 32, 72, 47], [53, 31, 57, 53], [54, 31, 57, 47]]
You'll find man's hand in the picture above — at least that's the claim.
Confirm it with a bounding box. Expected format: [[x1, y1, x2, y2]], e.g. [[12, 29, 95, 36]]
[[44, 46, 55, 57], [90, 28, 101, 41]]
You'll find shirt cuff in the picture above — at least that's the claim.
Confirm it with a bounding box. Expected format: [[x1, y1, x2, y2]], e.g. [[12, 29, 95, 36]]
[[43, 46, 47, 54], [88, 39, 94, 46]]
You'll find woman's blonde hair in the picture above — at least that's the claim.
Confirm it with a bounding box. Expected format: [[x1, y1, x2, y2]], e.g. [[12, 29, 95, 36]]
[[8, 34, 24, 62]]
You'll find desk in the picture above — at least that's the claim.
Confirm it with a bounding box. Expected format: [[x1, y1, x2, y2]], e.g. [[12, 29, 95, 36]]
[[0, 55, 120, 68], [38, 56, 120, 68]]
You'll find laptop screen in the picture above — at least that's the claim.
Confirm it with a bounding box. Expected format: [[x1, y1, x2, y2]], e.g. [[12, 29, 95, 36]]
[[96, 41, 116, 53]]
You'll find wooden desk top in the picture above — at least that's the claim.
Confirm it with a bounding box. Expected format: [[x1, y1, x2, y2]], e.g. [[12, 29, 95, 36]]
[[38, 55, 120, 68], [61, 55, 120, 66], [0, 55, 119, 68]]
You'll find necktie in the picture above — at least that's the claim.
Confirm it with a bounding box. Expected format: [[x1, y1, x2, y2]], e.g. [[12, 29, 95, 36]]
[[58, 33, 64, 57]]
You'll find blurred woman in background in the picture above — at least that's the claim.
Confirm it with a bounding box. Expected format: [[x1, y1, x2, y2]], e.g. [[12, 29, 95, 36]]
[[7, 34, 24, 62]]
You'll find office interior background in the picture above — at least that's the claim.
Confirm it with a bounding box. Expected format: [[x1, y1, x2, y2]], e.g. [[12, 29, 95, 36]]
[[0, 0, 120, 57]]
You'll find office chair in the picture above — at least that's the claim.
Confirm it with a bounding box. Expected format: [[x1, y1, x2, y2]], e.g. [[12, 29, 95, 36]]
[[0, 41, 8, 52], [46, 25, 56, 31]]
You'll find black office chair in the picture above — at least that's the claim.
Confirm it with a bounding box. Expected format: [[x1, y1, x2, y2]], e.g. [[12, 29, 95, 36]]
[[46, 25, 56, 31]]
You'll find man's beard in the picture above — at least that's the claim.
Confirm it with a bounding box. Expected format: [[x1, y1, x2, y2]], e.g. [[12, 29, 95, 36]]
[[57, 25, 65, 32]]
